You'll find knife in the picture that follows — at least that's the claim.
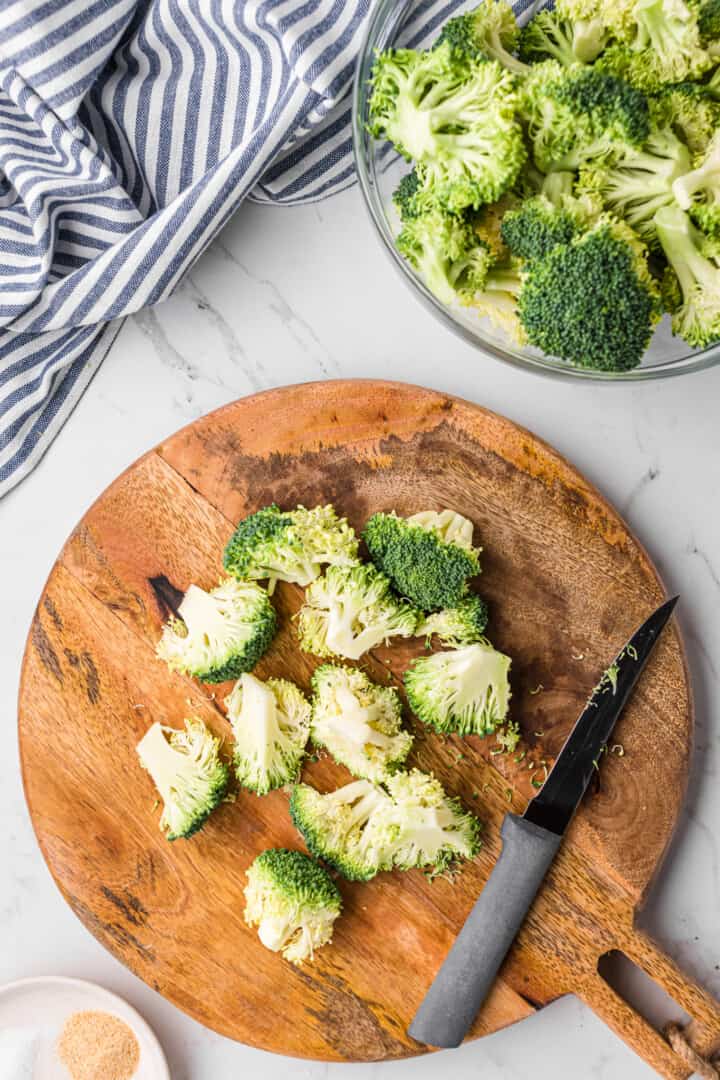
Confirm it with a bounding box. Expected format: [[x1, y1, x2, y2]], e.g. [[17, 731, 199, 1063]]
[[408, 595, 679, 1049]]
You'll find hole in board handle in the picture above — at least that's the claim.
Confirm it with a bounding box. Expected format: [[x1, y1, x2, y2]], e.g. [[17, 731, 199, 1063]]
[[598, 950, 692, 1033]]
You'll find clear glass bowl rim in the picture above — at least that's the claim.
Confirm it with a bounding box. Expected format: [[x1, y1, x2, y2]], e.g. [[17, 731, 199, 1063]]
[[350, 1, 720, 382]]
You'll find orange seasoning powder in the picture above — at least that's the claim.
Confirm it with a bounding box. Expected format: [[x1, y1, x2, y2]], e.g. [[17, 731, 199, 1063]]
[[57, 1010, 140, 1080]]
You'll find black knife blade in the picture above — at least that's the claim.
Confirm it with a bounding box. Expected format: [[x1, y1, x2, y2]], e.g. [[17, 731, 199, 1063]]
[[523, 595, 679, 837]]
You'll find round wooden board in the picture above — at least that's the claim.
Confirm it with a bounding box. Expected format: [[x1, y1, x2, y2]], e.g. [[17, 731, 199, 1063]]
[[19, 381, 718, 1077]]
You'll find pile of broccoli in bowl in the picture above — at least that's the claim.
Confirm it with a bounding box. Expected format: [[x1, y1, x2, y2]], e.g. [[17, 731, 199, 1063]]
[[357, 0, 720, 374], [136, 502, 531, 967]]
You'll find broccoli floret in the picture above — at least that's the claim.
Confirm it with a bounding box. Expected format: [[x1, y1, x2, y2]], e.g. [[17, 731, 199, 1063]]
[[519, 9, 609, 66], [578, 126, 692, 242], [555, 0, 638, 41], [373, 770, 482, 873], [416, 594, 489, 646], [405, 642, 511, 735], [599, 0, 713, 90], [297, 563, 419, 660], [363, 509, 480, 611], [651, 83, 720, 155], [520, 61, 650, 172], [673, 131, 720, 236], [698, 0, 720, 42], [518, 217, 662, 371], [156, 578, 276, 683], [244, 849, 341, 965], [290, 774, 480, 881], [632, 0, 713, 82], [655, 204, 720, 345], [500, 195, 580, 262], [369, 44, 525, 212], [310, 665, 412, 782], [223, 504, 357, 590], [136, 719, 229, 840], [225, 673, 310, 794], [396, 206, 494, 305], [436, 1, 528, 74], [392, 170, 423, 221], [290, 780, 394, 881]]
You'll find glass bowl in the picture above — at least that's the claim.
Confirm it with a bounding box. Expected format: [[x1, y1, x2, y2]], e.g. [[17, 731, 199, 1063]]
[[351, 0, 720, 380]]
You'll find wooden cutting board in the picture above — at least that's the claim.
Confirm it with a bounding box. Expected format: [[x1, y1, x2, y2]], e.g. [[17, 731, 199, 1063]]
[[18, 381, 720, 1077]]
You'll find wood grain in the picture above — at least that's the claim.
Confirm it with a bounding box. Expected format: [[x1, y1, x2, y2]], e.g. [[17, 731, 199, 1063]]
[[18, 380, 720, 1076]]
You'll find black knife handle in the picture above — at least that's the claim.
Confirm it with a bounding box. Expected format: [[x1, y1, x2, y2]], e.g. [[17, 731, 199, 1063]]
[[408, 813, 562, 1049]]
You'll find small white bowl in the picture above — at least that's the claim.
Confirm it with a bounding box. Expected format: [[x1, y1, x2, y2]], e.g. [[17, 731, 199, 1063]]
[[0, 976, 169, 1079]]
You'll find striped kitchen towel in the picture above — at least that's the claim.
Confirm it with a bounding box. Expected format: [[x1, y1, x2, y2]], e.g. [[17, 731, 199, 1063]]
[[0, 0, 474, 497]]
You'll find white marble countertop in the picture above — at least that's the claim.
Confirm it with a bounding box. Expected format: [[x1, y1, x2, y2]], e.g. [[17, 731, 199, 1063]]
[[2, 184, 719, 1080]]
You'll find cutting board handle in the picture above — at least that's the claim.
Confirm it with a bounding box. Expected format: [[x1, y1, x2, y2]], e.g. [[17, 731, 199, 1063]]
[[579, 928, 720, 1080]]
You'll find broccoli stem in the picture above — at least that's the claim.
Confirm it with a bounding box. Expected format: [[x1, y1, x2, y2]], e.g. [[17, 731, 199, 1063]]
[[486, 31, 528, 74], [485, 267, 523, 296], [326, 780, 384, 828], [655, 204, 718, 295], [137, 724, 178, 797], [541, 171, 574, 204], [673, 135, 720, 209], [574, 17, 608, 61]]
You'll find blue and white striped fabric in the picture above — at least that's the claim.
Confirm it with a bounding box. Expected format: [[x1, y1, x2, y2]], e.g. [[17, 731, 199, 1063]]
[[0, 0, 475, 496]]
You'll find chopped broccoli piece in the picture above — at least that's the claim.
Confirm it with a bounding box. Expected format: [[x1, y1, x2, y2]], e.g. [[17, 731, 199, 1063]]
[[555, 0, 638, 41], [373, 769, 482, 873], [650, 83, 720, 155], [698, 0, 720, 42], [631, 0, 713, 83], [494, 720, 521, 753], [436, 1, 528, 74], [136, 719, 229, 840], [578, 125, 692, 242], [396, 206, 494, 305], [369, 44, 525, 211], [226, 673, 310, 794], [392, 169, 423, 221], [297, 563, 419, 660], [290, 780, 394, 880], [416, 594, 489, 646], [519, 8, 609, 66], [599, 0, 713, 90], [244, 849, 341, 965], [673, 131, 720, 236], [223, 504, 358, 590], [405, 642, 511, 735], [500, 194, 581, 262], [520, 61, 651, 172], [655, 204, 720, 345], [518, 217, 661, 371], [156, 578, 276, 684], [310, 665, 412, 782], [363, 509, 480, 611]]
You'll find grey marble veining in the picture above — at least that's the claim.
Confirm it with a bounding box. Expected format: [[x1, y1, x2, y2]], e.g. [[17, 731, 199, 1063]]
[[2, 184, 719, 1080]]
